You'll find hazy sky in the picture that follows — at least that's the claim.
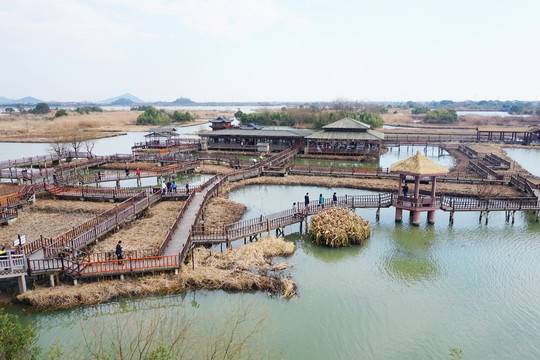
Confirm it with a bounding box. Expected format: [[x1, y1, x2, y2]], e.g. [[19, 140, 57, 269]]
[[1, 0, 539, 102]]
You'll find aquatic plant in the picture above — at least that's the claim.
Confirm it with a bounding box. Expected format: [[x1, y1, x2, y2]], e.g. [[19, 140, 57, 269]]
[[309, 207, 371, 247]]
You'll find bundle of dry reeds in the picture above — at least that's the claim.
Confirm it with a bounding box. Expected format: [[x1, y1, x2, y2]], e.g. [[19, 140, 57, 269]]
[[309, 207, 370, 247]]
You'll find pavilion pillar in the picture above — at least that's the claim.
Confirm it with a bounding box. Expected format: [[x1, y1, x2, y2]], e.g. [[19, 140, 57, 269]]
[[398, 174, 403, 197], [430, 176, 437, 206], [412, 210, 421, 226], [395, 207, 402, 223], [414, 175, 420, 199]]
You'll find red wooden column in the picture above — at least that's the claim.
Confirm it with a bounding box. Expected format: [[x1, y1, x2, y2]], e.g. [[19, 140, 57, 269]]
[[411, 175, 422, 225], [428, 176, 437, 224], [395, 174, 403, 222]]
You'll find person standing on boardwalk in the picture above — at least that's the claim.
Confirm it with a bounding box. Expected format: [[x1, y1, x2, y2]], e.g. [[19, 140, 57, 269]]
[[403, 184, 409, 198], [166, 181, 172, 193], [333, 192, 337, 206], [136, 168, 140, 177], [172, 181, 177, 193], [116, 241, 123, 265], [161, 181, 166, 195], [125, 167, 129, 177], [98, 170, 102, 181], [319, 194, 324, 209], [292, 202, 297, 219], [186, 181, 190, 194], [304, 193, 310, 211]]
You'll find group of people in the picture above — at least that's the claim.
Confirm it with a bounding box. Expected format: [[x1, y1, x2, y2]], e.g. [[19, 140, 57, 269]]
[[293, 192, 340, 218], [161, 180, 189, 194]]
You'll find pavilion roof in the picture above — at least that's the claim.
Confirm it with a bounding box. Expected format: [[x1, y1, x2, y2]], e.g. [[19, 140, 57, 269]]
[[390, 150, 449, 175], [322, 117, 372, 131]]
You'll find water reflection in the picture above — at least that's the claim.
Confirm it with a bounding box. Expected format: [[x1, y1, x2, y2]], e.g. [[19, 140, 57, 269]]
[[288, 233, 369, 263], [381, 223, 443, 283]]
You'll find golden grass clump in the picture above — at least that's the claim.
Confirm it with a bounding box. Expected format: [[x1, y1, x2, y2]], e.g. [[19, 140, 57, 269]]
[[17, 236, 296, 310], [202, 197, 246, 227], [309, 207, 371, 247]]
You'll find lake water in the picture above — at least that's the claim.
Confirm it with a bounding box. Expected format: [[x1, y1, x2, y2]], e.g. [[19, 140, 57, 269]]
[[504, 148, 540, 177], [12, 184, 540, 359], [456, 111, 531, 118]]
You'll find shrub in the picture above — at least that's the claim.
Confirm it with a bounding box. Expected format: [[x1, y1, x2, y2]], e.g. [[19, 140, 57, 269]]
[[54, 109, 68, 118], [424, 109, 458, 123]]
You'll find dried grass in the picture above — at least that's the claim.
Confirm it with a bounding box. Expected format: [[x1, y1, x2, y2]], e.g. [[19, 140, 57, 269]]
[[203, 197, 246, 227], [218, 175, 522, 198], [309, 207, 370, 247], [0, 184, 22, 196], [30, 199, 115, 215], [17, 236, 296, 310], [89, 201, 184, 252], [195, 164, 236, 175]]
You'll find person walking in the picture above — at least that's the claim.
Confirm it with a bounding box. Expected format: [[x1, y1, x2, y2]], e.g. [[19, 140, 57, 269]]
[[161, 181, 166, 195], [166, 181, 172, 193], [136, 168, 140, 177], [319, 194, 324, 209], [97, 170, 102, 181], [185, 181, 190, 194], [333, 192, 338, 206], [292, 202, 297, 219], [115, 241, 123, 266], [304, 192, 310, 214], [125, 167, 129, 177], [172, 181, 177, 193]]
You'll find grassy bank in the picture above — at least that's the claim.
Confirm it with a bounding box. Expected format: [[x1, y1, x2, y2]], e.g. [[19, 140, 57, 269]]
[[17, 236, 296, 310]]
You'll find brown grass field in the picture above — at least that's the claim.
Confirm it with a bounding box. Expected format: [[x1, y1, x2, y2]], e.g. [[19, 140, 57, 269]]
[[0, 109, 235, 143]]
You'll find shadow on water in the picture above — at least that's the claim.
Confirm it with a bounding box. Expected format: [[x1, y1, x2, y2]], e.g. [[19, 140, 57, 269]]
[[380, 222, 443, 284], [285, 232, 370, 263]]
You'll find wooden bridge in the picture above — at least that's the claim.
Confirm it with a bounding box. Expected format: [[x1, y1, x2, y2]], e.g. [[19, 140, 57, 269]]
[[5, 146, 540, 288]]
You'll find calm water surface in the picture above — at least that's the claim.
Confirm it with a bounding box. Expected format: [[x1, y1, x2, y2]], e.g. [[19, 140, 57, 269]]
[[11, 184, 540, 359], [504, 147, 540, 177]]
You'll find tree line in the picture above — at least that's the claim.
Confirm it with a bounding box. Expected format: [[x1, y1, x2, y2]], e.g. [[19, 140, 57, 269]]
[[234, 108, 384, 129], [136, 106, 195, 125]]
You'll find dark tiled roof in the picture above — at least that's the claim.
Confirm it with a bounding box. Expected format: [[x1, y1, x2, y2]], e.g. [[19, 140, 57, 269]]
[[200, 128, 312, 138]]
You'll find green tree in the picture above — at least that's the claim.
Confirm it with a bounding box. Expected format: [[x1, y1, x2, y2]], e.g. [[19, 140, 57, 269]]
[[33, 103, 51, 114], [4, 107, 15, 114], [424, 109, 457, 123], [508, 104, 524, 114], [358, 111, 384, 127], [412, 106, 429, 114], [171, 111, 194, 123], [54, 109, 68, 118], [0, 309, 40, 359], [136, 107, 172, 125]]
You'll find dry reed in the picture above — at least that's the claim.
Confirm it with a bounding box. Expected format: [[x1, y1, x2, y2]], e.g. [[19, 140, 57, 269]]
[[309, 207, 371, 247], [17, 236, 296, 310], [202, 197, 246, 227]]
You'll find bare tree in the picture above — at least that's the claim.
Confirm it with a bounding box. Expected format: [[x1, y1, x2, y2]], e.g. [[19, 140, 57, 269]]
[[48, 136, 68, 157], [84, 138, 96, 158]]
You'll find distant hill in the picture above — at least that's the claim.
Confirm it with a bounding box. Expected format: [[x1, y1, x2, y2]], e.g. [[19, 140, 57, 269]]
[[0, 96, 43, 104], [101, 93, 143, 104], [111, 98, 135, 105], [171, 97, 196, 105]]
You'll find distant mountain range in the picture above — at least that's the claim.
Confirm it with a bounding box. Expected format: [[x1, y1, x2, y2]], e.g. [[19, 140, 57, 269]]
[[0, 96, 43, 104]]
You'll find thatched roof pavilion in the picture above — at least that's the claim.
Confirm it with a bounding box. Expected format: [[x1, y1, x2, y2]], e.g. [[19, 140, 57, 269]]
[[390, 151, 448, 225], [390, 150, 449, 176]]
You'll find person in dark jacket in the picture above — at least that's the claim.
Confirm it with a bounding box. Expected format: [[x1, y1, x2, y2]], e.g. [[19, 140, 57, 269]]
[[333, 192, 338, 206], [304, 193, 310, 208], [116, 241, 123, 265]]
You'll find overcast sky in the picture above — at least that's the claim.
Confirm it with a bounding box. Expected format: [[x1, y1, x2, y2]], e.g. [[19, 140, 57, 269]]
[[1, 0, 539, 103]]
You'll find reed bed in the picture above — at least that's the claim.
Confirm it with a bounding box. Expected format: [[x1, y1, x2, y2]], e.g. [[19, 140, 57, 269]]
[[202, 197, 246, 227], [17, 236, 296, 310], [309, 207, 371, 247], [195, 164, 236, 175], [0, 184, 22, 196], [219, 175, 521, 197], [30, 199, 115, 215], [89, 201, 184, 252]]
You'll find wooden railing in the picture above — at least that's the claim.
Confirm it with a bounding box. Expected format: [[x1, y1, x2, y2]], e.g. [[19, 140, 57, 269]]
[[384, 135, 477, 144], [191, 194, 392, 243], [0, 208, 18, 223], [45, 184, 142, 199], [76, 255, 181, 276], [440, 196, 539, 211], [0, 252, 27, 273]]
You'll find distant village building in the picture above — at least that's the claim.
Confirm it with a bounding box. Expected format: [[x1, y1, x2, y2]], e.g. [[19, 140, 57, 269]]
[[209, 116, 234, 131], [200, 117, 384, 156]]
